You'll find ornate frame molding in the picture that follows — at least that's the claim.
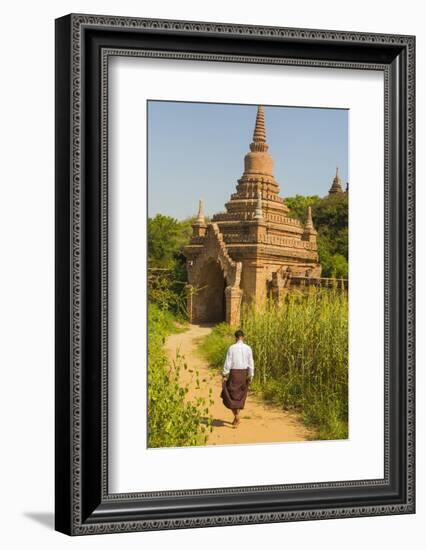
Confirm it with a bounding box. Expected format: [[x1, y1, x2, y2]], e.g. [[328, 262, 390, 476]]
[[55, 14, 415, 535]]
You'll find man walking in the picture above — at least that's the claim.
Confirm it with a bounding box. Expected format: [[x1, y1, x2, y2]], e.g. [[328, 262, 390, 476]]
[[221, 330, 254, 427]]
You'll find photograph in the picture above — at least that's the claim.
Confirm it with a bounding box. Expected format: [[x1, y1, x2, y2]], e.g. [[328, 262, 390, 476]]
[[52, 10, 415, 537], [147, 101, 349, 448]]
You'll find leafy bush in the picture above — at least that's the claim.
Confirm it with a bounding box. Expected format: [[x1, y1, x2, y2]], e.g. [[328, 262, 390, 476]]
[[148, 304, 212, 447], [147, 270, 188, 319], [316, 243, 348, 279]]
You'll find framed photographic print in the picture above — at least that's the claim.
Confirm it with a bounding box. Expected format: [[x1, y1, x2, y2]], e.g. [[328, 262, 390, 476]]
[[55, 14, 415, 535]]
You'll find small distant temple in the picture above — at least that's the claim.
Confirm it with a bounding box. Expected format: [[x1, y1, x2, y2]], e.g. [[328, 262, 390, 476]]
[[328, 166, 344, 195], [184, 106, 339, 325]]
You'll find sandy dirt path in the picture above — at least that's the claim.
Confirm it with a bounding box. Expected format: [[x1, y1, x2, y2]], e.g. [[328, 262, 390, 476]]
[[165, 324, 311, 446]]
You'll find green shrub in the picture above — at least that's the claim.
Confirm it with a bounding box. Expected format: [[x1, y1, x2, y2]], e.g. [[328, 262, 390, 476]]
[[148, 304, 212, 447]]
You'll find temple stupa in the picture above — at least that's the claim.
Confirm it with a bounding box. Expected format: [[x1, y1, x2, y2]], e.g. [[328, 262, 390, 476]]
[[184, 105, 322, 325]]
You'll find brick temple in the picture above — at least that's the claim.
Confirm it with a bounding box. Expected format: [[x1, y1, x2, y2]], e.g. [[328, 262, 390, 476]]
[[184, 106, 328, 325]]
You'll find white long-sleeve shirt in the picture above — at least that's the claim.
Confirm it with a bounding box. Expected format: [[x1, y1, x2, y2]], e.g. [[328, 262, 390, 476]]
[[223, 340, 254, 378]]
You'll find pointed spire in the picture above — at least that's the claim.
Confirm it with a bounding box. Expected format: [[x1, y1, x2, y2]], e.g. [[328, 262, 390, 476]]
[[305, 206, 315, 231], [328, 166, 344, 195], [196, 199, 205, 224], [250, 106, 269, 153], [254, 190, 263, 220], [303, 206, 317, 243], [253, 106, 266, 143], [190, 199, 207, 239]]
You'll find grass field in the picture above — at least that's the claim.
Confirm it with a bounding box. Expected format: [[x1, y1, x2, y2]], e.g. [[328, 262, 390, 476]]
[[199, 286, 348, 440]]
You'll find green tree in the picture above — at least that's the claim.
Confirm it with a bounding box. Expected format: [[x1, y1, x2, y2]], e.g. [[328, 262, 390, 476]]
[[312, 193, 348, 244], [286, 192, 348, 279], [317, 241, 348, 278], [313, 193, 348, 277], [285, 195, 320, 222], [147, 214, 192, 268], [147, 214, 193, 317]]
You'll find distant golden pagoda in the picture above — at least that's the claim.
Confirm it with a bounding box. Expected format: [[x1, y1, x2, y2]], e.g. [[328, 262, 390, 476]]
[[184, 106, 322, 325]]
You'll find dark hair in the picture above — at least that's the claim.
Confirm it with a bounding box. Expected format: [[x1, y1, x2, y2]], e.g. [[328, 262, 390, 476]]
[[234, 330, 244, 339]]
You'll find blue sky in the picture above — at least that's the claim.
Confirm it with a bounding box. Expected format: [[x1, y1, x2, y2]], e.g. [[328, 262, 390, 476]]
[[148, 101, 348, 220]]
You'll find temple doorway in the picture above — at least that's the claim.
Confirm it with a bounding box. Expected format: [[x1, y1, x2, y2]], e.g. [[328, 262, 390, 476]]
[[192, 259, 226, 323]]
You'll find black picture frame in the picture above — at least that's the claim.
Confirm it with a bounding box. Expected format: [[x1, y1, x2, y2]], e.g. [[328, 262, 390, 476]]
[[55, 13, 415, 535]]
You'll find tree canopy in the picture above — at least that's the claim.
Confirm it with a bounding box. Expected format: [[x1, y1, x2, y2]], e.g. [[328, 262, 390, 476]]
[[147, 214, 193, 316], [285, 195, 320, 221], [147, 214, 192, 269], [285, 192, 348, 278]]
